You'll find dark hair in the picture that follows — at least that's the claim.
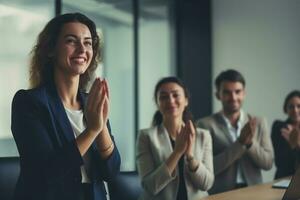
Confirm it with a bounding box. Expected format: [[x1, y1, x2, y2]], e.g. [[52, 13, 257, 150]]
[[215, 69, 246, 91], [283, 90, 300, 113], [29, 13, 101, 91], [152, 76, 193, 126]]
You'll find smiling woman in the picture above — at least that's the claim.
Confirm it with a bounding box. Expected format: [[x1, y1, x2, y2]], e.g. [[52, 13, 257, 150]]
[[136, 76, 214, 200], [54, 22, 93, 78], [11, 13, 120, 200]]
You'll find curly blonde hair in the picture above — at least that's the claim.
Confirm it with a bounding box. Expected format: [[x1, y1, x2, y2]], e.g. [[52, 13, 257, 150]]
[[29, 13, 101, 91]]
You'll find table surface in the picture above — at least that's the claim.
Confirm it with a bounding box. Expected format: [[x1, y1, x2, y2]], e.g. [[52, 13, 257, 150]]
[[201, 180, 287, 200]]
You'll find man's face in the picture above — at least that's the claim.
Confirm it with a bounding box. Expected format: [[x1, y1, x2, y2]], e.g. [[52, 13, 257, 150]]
[[216, 81, 245, 115]]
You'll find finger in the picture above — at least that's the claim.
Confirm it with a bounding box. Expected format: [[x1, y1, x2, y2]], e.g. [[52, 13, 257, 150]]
[[103, 79, 110, 99], [97, 87, 106, 115], [188, 120, 196, 135], [281, 132, 289, 141], [103, 94, 109, 120], [91, 82, 105, 112], [179, 126, 187, 141], [287, 124, 293, 131], [87, 78, 100, 110]]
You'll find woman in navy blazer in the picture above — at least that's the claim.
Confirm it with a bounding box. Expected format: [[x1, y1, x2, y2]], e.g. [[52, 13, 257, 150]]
[[11, 13, 120, 200]]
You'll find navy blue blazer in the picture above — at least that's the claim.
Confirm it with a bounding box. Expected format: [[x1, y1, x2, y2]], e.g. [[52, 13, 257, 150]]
[[11, 82, 121, 200]]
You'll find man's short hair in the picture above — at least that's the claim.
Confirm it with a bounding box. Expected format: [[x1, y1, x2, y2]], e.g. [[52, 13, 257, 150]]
[[215, 69, 246, 91]]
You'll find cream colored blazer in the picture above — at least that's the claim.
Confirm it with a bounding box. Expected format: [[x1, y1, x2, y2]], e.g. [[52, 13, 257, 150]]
[[197, 112, 274, 194], [136, 124, 214, 200]]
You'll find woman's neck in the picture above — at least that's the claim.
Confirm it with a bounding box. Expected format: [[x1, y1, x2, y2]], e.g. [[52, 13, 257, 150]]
[[163, 116, 183, 140], [54, 70, 80, 110]]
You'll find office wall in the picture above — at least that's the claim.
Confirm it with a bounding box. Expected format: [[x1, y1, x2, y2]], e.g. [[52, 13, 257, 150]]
[[212, 0, 300, 182]]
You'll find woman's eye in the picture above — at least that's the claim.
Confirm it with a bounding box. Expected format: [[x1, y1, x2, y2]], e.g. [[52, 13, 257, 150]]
[[66, 38, 77, 44], [173, 93, 179, 98], [84, 41, 92, 46], [159, 95, 168, 100]]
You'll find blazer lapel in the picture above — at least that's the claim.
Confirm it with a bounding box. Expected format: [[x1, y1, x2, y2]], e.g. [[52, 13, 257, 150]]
[[156, 125, 173, 160], [214, 113, 234, 143], [45, 83, 75, 143]]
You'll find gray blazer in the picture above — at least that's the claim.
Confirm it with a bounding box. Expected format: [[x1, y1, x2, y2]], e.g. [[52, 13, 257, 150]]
[[197, 112, 274, 194], [136, 124, 214, 200]]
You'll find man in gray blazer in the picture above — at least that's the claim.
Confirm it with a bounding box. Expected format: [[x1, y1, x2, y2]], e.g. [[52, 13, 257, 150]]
[[197, 69, 274, 194]]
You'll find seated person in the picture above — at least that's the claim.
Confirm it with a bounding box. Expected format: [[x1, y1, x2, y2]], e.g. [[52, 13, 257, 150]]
[[136, 77, 214, 200], [197, 69, 274, 194], [272, 90, 300, 179]]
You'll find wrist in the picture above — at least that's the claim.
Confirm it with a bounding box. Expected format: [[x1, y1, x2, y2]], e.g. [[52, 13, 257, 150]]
[[186, 154, 194, 162], [86, 127, 100, 136], [173, 150, 184, 160], [100, 126, 109, 135]]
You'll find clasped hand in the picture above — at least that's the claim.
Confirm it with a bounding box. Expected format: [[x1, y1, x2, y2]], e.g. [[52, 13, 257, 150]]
[[239, 115, 256, 146], [174, 120, 196, 157], [281, 123, 300, 149], [85, 78, 109, 134]]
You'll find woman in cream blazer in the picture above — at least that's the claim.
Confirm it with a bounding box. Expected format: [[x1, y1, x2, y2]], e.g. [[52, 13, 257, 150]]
[[136, 77, 214, 200]]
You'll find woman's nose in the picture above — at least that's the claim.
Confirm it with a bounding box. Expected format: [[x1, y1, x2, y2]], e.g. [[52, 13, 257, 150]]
[[77, 41, 85, 53], [168, 96, 175, 103]]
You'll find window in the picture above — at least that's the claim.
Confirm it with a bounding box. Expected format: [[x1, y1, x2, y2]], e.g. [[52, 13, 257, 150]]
[[0, 0, 54, 156]]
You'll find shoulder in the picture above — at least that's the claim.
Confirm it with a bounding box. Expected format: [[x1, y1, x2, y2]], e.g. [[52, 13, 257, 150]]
[[13, 87, 46, 107], [244, 113, 266, 125], [195, 127, 210, 135], [242, 111, 263, 121], [271, 119, 287, 132], [271, 120, 286, 127], [196, 113, 219, 128], [138, 126, 157, 138], [195, 127, 212, 142], [244, 113, 270, 133], [136, 127, 158, 147]]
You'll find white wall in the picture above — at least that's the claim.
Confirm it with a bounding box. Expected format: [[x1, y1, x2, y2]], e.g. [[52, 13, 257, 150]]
[[212, 0, 300, 182]]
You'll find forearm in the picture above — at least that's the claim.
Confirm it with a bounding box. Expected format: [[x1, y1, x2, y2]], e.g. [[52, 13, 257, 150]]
[[76, 128, 99, 156], [95, 126, 114, 159], [165, 151, 182, 176], [247, 140, 274, 170], [214, 141, 246, 175], [187, 160, 214, 191]]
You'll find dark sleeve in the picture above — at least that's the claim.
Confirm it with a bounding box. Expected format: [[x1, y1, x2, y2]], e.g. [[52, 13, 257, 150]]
[[90, 121, 121, 182], [271, 121, 296, 171], [11, 90, 83, 185]]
